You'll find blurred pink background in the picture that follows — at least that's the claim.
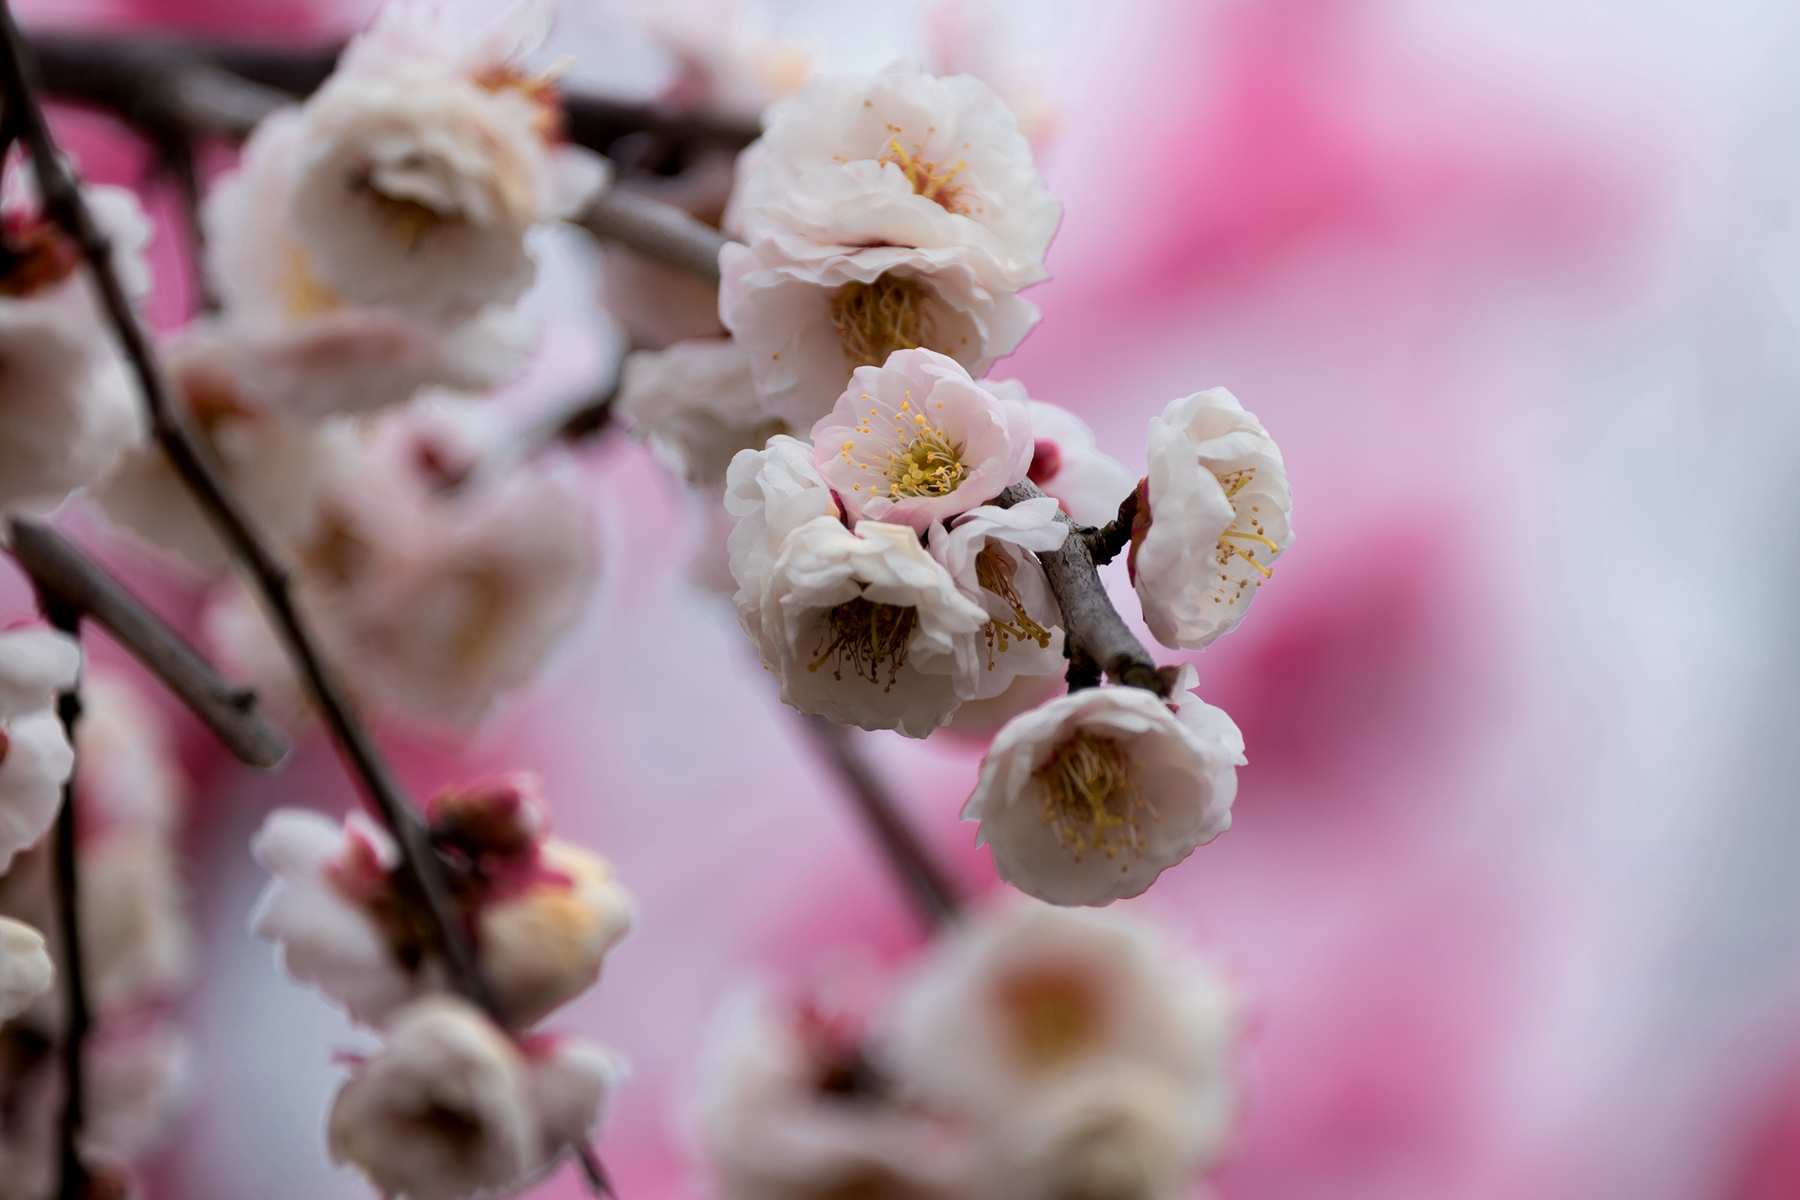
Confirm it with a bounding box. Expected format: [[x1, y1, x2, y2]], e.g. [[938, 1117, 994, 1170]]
[[9, 0, 1800, 1198]]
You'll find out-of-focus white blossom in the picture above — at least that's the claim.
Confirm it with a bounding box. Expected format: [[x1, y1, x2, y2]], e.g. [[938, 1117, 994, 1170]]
[[96, 327, 361, 569], [284, 4, 607, 324], [996, 388, 1136, 527], [885, 903, 1243, 1196], [72, 671, 186, 833], [83, 1022, 195, 1169], [928, 499, 1066, 700], [250, 808, 423, 1027], [80, 831, 195, 1016], [695, 989, 971, 1200], [0, 185, 149, 515], [597, 152, 736, 349], [719, 235, 1039, 428], [0, 917, 52, 1022], [724, 433, 841, 646], [755, 518, 988, 738], [814, 349, 1033, 533], [523, 1036, 621, 1156], [328, 996, 544, 1200], [206, 106, 530, 419], [617, 337, 788, 486], [0, 629, 80, 874], [208, 409, 597, 728], [1133, 388, 1293, 651], [734, 62, 1060, 291], [962, 668, 1244, 905]]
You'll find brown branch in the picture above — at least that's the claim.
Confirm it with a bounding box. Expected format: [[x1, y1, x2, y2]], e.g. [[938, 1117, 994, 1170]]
[[0, 1, 495, 1017], [575, 188, 727, 283], [6, 518, 287, 769], [996, 480, 1173, 697], [796, 715, 960, 929]]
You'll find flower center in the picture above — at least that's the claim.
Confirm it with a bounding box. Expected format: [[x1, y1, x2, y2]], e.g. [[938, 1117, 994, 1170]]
[[1212, 467, 1280, 607], [878, 132, 969, 214], [808, 595, 919, 691], [975, 545, 1052, 664], [996, 967, 1102, 1069], [1033, 730, 1151, 861], [883, 426, 967, 499], [829, 275, 928, 373], [353, 170, 450, 251]]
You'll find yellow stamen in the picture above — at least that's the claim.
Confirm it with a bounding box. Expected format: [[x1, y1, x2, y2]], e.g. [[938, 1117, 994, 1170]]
[[830, 275, 929, 373], [1033, 730, 1152, 861], [879, 136, 969, 214], [883, 428, 966, 498], [975, 545, 1052, 664], [808, 596, 919, 691]]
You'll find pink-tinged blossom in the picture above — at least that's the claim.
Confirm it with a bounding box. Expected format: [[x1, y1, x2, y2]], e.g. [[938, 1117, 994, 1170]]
[[724, 434, 842, 651], [284, 3, 608, 325], [963, 667, 1244, 906], [205, 104, 528, 418], [989, 387, 1136, 527], [0, 630, 80, 874], [0, 917, 52, 1023], [0, 184, 149, 515], [522, 1036, 622, 1158], [80, 830, 194, 1018], [814, 348, 1033, 533], [1132, 388, 1293, 651], [83, 1021, 195, 1171], [884, 903, 1243, 1198], [719, 235, 1040, 429], [928, 498, 1066, 700], [693, 989, 972, 1200], [327, 996, 543, 1200], [755, 518, 988, 738], [734, 62, 1061, 291], [72, 670, 186, 834], [617, 337, 789, 487]]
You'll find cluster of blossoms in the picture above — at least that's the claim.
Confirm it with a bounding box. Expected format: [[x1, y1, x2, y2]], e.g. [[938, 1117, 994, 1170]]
[[252, 774, 631, 1199], [621, 60, 1296, 906], [695, 901, 1243, 1200]]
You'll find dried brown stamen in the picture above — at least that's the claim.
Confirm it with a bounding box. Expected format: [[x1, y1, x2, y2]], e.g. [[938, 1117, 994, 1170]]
[[808, 595, 920, 691]]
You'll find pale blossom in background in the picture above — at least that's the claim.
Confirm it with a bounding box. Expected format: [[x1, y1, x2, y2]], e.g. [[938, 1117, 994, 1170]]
[[927, 497, 1066, 700], [812, 348, 1033, 532], [718, 235, 1039, 428], [0, 629, 80, 874], [964, 667, 1243, 906], [71, 671, 186, 833], [80, 830, 195, 1017], [1006, 391, 1135, 527], [1132, 388, 1293, 652], [754, 517, 987, 738], [83, 1022, 196, 1171], [0, 916, 52, 1023], [616, 337, 787, 486], [733, 61, 1061, 291]]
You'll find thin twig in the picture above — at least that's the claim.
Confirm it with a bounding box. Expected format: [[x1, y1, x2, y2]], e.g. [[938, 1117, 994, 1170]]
[[38, 596, 89, 1200], [575, 188, 727, 283], [158, 131, 219, 312], [575, 1146, 616, 1199], [996, 480, 1173, 697], [797, 715, 960, 929], [6, 518, 287, 768], [0, 0, 494, 1017]]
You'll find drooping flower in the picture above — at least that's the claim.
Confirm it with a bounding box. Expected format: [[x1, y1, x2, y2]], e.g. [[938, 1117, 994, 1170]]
[[992, 387, 1136, 527], [616, 337, 788, 486], [694, 988, 972, 1200], [0, 629, 80, 874], [755, 517, 989, 738], [928, 498, 1066, 700], [0, 917, 52, 1022], [327, 996, 544, 1200], [733, 62, 1061, 291], [284, 4, 608, 324], [962, 667, 1244, 906], [719, 235, 1039, 428], [884, 902, 1243, 1198], [1132, 388, 1294, 651], [0, 182, 149, 515], [813, 348, 1034, 533]]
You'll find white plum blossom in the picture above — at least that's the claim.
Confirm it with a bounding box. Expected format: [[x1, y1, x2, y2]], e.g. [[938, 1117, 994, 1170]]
[[1133, 388, 1293, 651], [719, 235, 1039, 428], [695, 989, 972, 1200], [995, 387, 1136, 527], [756, 518, 988, 738], [83, 1022, 196, 1169], [72, 670, 186, 833], [884, 903, 1243, 1198], [205, 105, 529, 418], [0, 917, 52, 1022], [0, 629, 80, 874], [813, 348, 1033, 533], [724, 434, 842, 649], [80, 830, 196, 1017], [928, 498, 1066, 700], [733, 62, 1061, 291], [0, 183, 149, 515], [523, 1037, 621, 1157], [616, 337, 788, 486], [327, 997, 543, 1200], [962, 667, 1244, 906], [284, 4, 608, 324], [250, 809, 422, 1027]]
